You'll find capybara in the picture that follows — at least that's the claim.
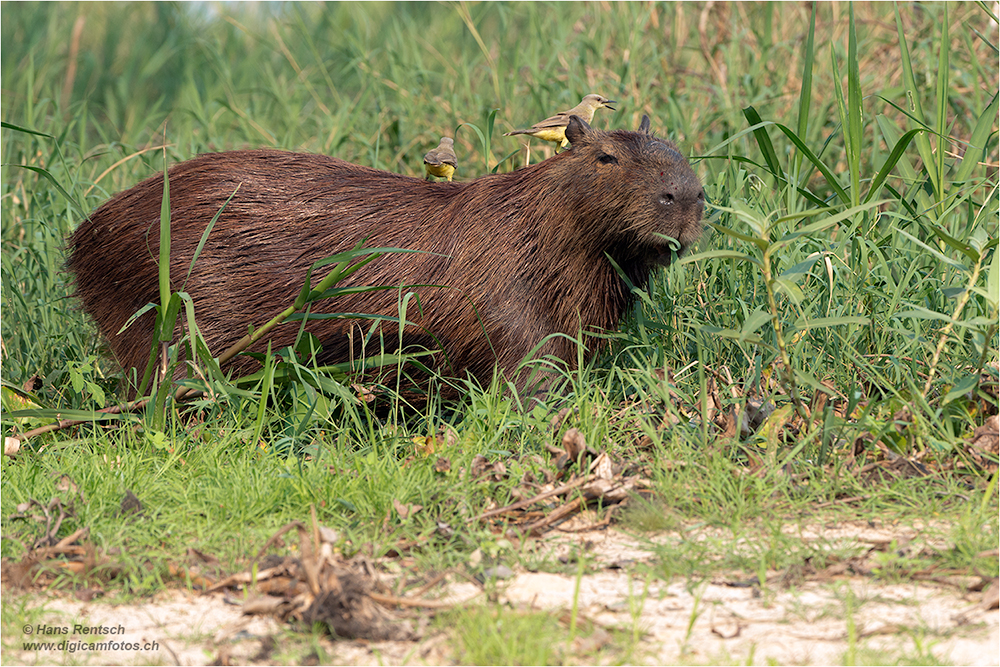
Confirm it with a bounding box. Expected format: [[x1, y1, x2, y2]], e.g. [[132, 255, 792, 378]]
[[67, 115, 704, 399]]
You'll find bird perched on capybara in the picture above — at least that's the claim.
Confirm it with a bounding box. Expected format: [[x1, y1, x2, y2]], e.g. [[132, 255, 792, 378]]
[[504, 94, 616, 149], [423, 136, 458, 181], [67, 115, 703, 400]]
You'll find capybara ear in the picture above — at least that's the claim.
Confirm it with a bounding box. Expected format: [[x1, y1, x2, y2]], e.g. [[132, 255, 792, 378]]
[[638, 115, 651, 134], [565, 115, 593, 146]]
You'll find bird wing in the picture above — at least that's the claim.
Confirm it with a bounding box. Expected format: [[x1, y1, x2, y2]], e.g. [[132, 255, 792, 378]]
[[525, 111, 571, 130], [423, 149, 456, 167]]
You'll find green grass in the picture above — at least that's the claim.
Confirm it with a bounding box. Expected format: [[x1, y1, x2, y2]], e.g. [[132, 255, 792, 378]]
[[1, 1, 997, 663], [443, 605, 564, 665]]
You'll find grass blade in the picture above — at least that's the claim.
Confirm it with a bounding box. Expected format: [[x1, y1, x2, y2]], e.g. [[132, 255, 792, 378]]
[[846, 3, 863, 206], [1, 121, 53, 138], [771, 122, 850, 204], [895, 1, 937, 199], [934, 4, 949, 205], [184, 186, 241, 288], [864, 128, 924, 204], [8, 165, 85, 217], [742, 106, 783, 183], [796, 4, 816, 141], [954, 92, 999, 184], [791, 316, 870, 331], [158, 150, 172, 333]]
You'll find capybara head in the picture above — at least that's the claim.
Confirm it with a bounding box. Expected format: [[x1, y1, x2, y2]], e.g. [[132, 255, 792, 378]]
[[67, 114, 703, 400], [556, 114, 704, 277]]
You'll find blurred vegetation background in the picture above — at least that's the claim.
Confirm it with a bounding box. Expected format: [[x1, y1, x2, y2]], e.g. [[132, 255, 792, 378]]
[[3, 2, 994, 169]]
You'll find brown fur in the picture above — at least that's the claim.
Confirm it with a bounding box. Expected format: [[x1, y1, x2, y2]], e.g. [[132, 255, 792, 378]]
[[67, 116, 703, 397]]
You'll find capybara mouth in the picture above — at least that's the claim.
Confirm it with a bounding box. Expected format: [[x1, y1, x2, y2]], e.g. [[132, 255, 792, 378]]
[[646, 228, 697, 264], [652, 248, 685, 266]]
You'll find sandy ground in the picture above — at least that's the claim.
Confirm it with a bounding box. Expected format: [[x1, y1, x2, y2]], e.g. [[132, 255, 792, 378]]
[[5, 523, 998, 666]]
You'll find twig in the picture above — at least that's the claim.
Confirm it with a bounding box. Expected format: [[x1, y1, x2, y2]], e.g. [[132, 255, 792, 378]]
[[368, 590, 481, 609], [473, 474, 596, 522], [522, 496, 586, 536], [253, 521, 307, 562], [407, 571, 451, 599], [54, 527, 89, 550], [204, 565, 289, 594], [12, 399, 149, 444], [922, 252, 986, 397], [555, 507, 615, 533]]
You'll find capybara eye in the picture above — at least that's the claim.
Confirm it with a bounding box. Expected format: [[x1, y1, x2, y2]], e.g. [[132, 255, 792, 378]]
[[597, 153, 618, 165]]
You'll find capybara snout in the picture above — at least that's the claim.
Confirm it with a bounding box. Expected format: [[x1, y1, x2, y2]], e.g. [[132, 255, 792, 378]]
[[67, 114, 703, 397]]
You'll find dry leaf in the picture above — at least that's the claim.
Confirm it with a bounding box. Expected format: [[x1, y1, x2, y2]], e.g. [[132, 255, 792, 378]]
[[563, 428, 587, 460], [969, 415, 999, 456], [412, 435, 436, 456], [351, 383, 376, 403], [55, 474, 78, 494], [550, 406, 573, 432], [23, 375, 43, 392], [742, 399, 774, 437], [982, 578, 999, 611], [588, 452, 613, 480], [436, 424, 458, 447], [393, 498, 423, 520], [317, 525, 340, 544]]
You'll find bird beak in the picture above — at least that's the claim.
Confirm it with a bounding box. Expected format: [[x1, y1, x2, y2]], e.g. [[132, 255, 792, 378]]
[[603, 100, 617, 110]]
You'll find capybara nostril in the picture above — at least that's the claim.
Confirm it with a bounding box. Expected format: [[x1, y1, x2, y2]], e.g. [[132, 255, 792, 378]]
[[660, 174, 703, 209]]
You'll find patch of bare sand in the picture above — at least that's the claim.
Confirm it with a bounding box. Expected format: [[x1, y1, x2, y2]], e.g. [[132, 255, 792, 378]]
[[8, 589, 282, 666], [502, 569, 997, 665], [4, 526, 997, 666]]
